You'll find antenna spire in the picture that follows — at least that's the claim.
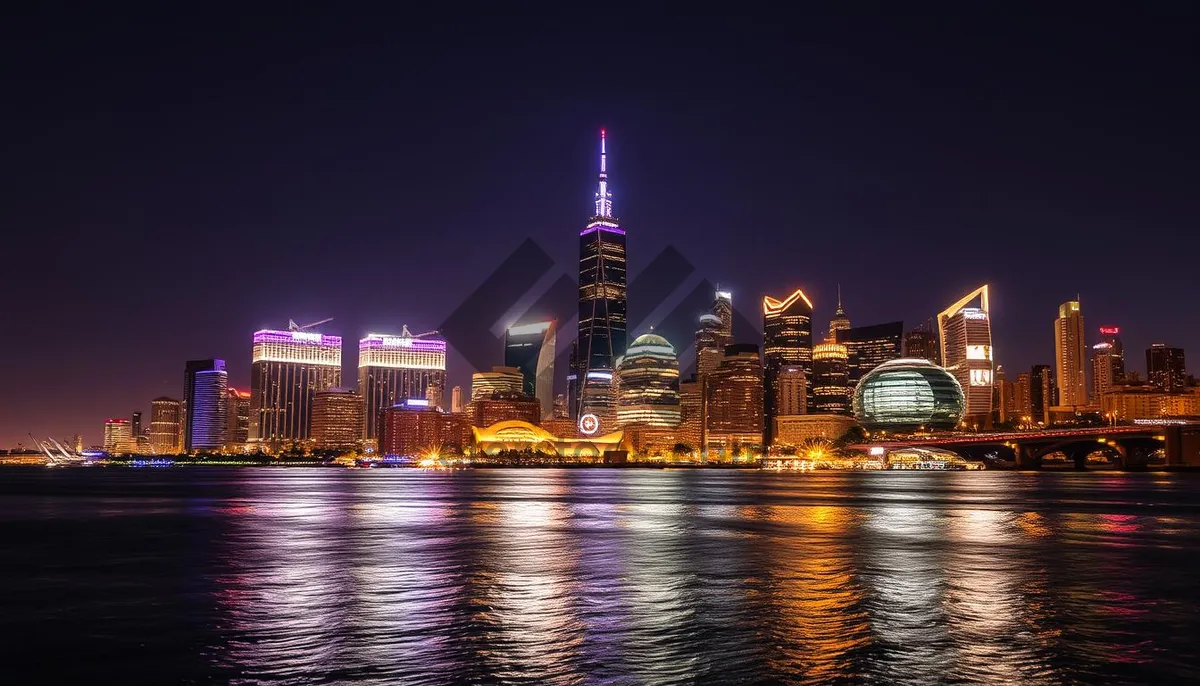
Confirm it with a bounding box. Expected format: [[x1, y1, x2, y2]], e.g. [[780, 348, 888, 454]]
[[594, 129, 613, 218]]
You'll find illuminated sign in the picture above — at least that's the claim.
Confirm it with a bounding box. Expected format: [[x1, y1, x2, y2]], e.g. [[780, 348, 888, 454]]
[[382, 336, 412, 348], [1099, 326, 1120, 335], [586, 371, 613, 381], [869, 446, 886, 456], [969, 369, 993, 386], [292, 331, 322, 343], [578, 413, 600, 435], [962, 310, 987, 321], [403, 398, 429, 407], [966, 345, 992, 361]]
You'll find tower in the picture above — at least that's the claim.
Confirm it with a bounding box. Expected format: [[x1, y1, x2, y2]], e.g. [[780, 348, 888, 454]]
[[184, 359, 228, 453], [827, 285, 851, 341], [938, 285, 993, 421], [1054, 300, 1087, 408], [575, 129, 627, 421], [763, 288, 814, 444]]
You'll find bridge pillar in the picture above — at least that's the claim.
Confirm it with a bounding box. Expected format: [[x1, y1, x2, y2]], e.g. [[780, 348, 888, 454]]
[[1063, 444, 1092, 470]]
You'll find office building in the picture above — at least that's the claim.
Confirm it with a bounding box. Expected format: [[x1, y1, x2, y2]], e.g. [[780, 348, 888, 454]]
[[426, 379, 443, 410], [707, 344, 765, 446], [938, 285, 993, 419], [615, 333, 681, 429], [903, 323, 939, 364], [695, 313, 727, 379], [574, 129, 627, 418], [450, 386, 464, 413], [994, 365, 1017, 424], [358, 329, 446, 442], [1092, 342, 1119, 399], [835, 321, 903, 385], [184, 359, 228, 452], [1098, 326, 1125, 382], [380, 400, 449, 458], [250, 328, 341, 448], [311, 389, 364, 450], [827, 285, 851, 341], [1147, 344, 1186, 392], [469, 393, 542, 429], [811, 343, 851, 415], [149, 397, 182, 454], [1030, 364, 1055, 425], [712, 289, 733, 342], [1014, 373, 1033, 425], [504, 321, 556, 420], [225, 388, 250, 448], [763, 288, 814, 443], [1054, 300, 1087, 407], [775, 365, 807, 417], [131, 411, 142, 440], [471, 366, 525, 402], [103, 418, 133, 454]]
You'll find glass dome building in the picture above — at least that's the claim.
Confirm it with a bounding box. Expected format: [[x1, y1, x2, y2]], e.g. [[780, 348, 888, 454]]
[[615, 333, 681, 429], [853, 358, 965, 432]]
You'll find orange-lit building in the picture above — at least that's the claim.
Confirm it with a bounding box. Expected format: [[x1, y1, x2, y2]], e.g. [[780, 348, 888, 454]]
[[311, 389, 364, 450]]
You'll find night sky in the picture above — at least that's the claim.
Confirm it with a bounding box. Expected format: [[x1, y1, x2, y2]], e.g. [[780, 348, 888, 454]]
[[4, 8, 1198, 447]]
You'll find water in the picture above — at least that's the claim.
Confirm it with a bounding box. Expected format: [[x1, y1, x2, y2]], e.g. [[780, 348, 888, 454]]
[[2, 468, 1197, 685]]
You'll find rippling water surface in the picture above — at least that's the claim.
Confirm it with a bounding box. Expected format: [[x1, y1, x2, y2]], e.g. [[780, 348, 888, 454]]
[[3, 468, 1198, 684]]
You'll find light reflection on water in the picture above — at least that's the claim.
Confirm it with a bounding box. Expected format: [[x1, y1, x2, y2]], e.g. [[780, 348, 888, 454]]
[[1, 468, 1198, 684]]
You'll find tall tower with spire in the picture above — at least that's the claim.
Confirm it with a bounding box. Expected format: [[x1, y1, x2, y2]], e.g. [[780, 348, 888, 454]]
[[828, 285, 851, 341], [571, 129, 628, 423]]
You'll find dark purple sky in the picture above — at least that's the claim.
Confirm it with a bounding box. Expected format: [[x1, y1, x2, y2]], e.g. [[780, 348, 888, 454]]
[[3, 8, 1198, 447]]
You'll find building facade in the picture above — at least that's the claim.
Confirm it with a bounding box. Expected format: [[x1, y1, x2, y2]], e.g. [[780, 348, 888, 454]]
[[358, 331, 446, 443], [811, 343, 851, 415], [1147, 344, 1187, 392], [149, 397, 182, 454], [574, 129, 627, 419], [763, 288, 814, 443], [504, 321, 556, 420], [903, 324, 939, 364], [103, 418, 134, 454], [471, 366, 525, 402], [775, 365, 807, 417], [707, 344, 765, 447], [1030, 364, 1056, 426], [1098, 326, 1125, 382], [1054, 300, 1088, 408], [184, 358, 228, 452], [225, 388, 250, 449], [311, 389, 364, 450], [250, 329, 341, 448], [615, 333, 681, 429], [938, 286, 993, 419], [835, 321, 903, 385]]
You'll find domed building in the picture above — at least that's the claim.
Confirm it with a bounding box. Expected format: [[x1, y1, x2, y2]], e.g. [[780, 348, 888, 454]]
[[853, 358, 965, 432], [615, 333, 681, 429]]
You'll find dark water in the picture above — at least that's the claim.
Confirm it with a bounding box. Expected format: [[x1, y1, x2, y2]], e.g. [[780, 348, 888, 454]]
[[2, 468, 1198, 685]]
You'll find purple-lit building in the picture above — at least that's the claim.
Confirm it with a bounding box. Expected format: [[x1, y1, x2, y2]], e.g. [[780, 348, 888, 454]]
[[357, 330, 447, 444], [571, 129, 627, 420], [249, 329, 342, 449]]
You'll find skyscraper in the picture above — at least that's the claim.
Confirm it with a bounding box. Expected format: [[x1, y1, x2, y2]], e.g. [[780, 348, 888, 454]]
[[1030, 364, 1055, 426], [504, 321, 556, 420], [903, 322, 939, 364], [225, 388, 250, 449], [471, 366, 525, 401], [763, 288, 814, 444], [712, 289, 733, 343], [311, 389, 364, 449], [149, 397, 182, 454], [1092, 342, 1118, 400], [131, 411, 142, 439], [938, 286, 993, 419], [250, 328, 341, 448], [1098, 326, 1125, 382], [1054, 300, 1087, 408], [835, 321, 903, 385], [811, 343, 851, 415], [103, 418, 133, 454], [357, 328, 446, 442], [615, 333, 681, 429], [575, 129, 627, 419], [827, 285, 851, 341], [707, 344, 765, 448], [450, 386, 464, 413], [775, 365, 807, 417], [1147, 344, 1187, 392], [695, 313, 726, 379], [183, 359, 228, 452]]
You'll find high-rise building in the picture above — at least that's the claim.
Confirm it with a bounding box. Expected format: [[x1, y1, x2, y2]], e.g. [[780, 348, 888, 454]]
[[225, 388, 250, 449], [184, 359, 228, 452], [712, 289, 733, 343], [1014, 373, 1032, 424], [575, 129, 627, 419], [695, 313, 726, 379], [994, 365, 1017, 424], [131, 411, 142, 439], [149, 397, 182, 454], [1147, 344, 1186, 392], [678, 376, 705, 449], [707, 344, 765, 446], [763, 288, 814, 443], [615, 333, 681, 429], [938, 286, 993, 419], [426, 379, 443, 410], [1092, 342, 1119, 400], [103, 418, 133, 454], [250, 328, 341, 448], [469, 394, 542, 429], [471, 366, 525, 402], [357, 329, 446, 443], [835, 321, 903, 386], [381, 400, 452, 458], [504, 321, 556, 420], [311, 389, 364, 450], [827, 285, 851, 341], [1097, 326, 1125, 382], [450, 386, 464, 413], [775, 365, 807, 417], [811, 343, 851, 415], [1054, 300, 1087, 407], [903, 322, 939, 364], [1030, 364, 1055, 426]]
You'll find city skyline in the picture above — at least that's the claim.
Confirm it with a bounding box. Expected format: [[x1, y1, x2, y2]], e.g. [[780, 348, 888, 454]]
[[4, 11, 1200, 447]]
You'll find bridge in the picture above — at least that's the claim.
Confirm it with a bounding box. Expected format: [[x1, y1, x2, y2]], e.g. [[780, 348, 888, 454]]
[[855, 422, 1200, 470]]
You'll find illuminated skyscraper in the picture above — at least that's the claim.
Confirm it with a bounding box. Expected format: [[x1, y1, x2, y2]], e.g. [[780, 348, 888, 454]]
[[903, 322, 939, 364], [311, 389, 364, 449], [225, 388, 250, 449], [836, 321, 903, 385], [504, 321, 556, 420], [1147, 344, 1186, 392], [827, 285, 851, 341], [357, 328, 446, 442], [471, 366, 525, 401], [695, 313, 726, 379], [131, 411, 142, 440], [811, 343, 851, 415], [184, 359, 228, 452], [775, 365, 807, 417], [1054, 300, 1087, 407], [938, 286, 993, 419], [103, 418, 134, 454], [149, 397, 182, 454], [707, 344, 765, 449], [575, 129, 627, 418], [450, 386, 464, 413], [615, 333, 681, 429], [1092, 342, 1118, 399], [763, 288, 813, 443], [1097, 326, 1125, 382], [712, 289, 733, 342], [1030, 364, 1055, 425], [250, 329, 341, 448]]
